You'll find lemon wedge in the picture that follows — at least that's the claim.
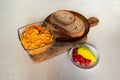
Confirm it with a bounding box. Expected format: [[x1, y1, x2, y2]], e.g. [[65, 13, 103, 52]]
[[77, 45, 96, 62]]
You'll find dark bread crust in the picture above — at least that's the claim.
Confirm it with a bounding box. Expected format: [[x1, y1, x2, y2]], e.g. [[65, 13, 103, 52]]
[[44, 10, 90, 42]]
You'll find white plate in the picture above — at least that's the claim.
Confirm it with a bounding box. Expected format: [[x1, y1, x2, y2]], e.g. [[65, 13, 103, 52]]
[[68, 43, 99, 69]]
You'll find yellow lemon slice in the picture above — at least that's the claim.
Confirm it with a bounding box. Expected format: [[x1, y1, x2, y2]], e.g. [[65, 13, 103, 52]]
[[77, 45, 96, 62]]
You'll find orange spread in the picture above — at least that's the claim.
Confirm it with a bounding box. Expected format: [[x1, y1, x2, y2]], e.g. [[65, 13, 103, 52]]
[[21, 24, 53, 50]]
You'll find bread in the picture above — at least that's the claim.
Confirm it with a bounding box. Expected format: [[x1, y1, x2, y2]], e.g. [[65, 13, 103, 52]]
[[44, 10, 89, 42], [54, 10, 75, 25]]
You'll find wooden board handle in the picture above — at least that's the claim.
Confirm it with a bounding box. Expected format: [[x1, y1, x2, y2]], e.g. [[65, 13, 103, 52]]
[[88, 17, 99, 27]]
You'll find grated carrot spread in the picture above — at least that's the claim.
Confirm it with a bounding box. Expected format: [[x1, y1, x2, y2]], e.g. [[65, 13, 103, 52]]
[[21, 24, 53, 50]]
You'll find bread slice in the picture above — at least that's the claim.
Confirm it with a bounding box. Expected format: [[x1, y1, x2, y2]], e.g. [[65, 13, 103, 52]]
[[54, 10, 75, 25], [44, 10, 90, 42], [49, 11, 85, 37]]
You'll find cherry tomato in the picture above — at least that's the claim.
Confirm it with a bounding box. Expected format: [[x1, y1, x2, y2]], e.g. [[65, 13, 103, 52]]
[[73, 48, 78, 53], [84, 59, 91, 66], [79, 60, 84, 65], [87, 59, 92, 64], [72, 51, 78, 57], [78, 55, 84, 61], [84, 61, 89, 66], [73, 56, 79, 62]]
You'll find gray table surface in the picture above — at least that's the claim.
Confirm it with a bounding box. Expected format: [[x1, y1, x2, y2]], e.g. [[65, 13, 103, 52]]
[[0, 0, 120, 80]]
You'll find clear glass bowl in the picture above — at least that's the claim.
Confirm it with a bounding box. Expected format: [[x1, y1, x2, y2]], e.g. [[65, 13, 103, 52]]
[[18, 21, 55, 56], [68, 43, 99, 69]]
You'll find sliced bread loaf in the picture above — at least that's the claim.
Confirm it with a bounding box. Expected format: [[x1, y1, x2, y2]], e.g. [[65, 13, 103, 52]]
[[44, 10, 89, 42], [49, 10, 85, 37]]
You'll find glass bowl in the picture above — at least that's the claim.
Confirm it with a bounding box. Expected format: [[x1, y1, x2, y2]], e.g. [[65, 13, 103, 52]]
[[68, 43, 99, 69], [18, 21, 55, 56]]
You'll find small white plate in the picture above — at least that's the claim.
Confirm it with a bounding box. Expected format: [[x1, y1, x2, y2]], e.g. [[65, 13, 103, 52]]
[[68, 43, 99, 69]]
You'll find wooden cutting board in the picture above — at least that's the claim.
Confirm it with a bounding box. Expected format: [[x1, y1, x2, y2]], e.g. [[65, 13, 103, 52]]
[[30, 10, 99, 62], [31, 36, 87, 62]]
